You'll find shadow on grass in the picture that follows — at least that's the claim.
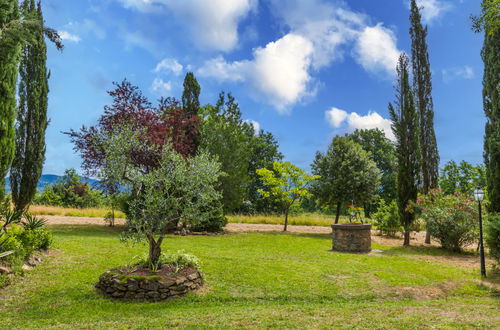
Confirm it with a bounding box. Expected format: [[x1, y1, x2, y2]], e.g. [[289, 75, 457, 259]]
[[49, 225, 124, 238]]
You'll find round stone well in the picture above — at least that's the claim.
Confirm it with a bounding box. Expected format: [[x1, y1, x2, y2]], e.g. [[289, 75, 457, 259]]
[[331, 223, 371, 253]]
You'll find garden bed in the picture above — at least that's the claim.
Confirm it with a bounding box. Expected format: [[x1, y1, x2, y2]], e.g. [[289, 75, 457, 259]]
[[95, 265, 203, 301]]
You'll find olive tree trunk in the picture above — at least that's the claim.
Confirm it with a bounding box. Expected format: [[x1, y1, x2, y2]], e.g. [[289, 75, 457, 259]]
[[335, 202, 342, 224], [147, 234, 164, 270]]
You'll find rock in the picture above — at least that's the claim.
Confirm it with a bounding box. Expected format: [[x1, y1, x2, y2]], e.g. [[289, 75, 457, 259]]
[[187, 273, 199, 281], [175, 276, 187, 285], [112, 291, 125, 298], [21, 264, 33, 271], [0, 266, 13, 275]]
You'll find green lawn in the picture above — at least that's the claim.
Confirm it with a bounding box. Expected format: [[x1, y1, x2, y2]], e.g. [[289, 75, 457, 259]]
[[0, 225, 498, 329]]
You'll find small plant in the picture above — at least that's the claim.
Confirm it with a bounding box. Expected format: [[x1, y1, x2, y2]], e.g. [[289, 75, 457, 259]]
[[372, 200, 402, 237], [21, 213, 47, 231], [347, 204, 364, 223], [0, 199, 23, 233], [132, 251, 201, 273]]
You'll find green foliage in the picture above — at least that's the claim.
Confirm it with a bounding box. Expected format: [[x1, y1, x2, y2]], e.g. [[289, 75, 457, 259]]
[[485, 213, 500, 267], [472, 0, 500, 35], [134, 251, 201, 273], [182, 72, 201, 116], [0, 0, 20, 200], [200, 93, 254, 212], [312, 136, 381, 223], [347, 129, 397, 202], [389, 53, 421, 245], [257, 161, 319, 231], [246, 131, 284, 214], [21, 213, 47, 231], [480, 10, 500, 213], [33, 169, 105, 208], [103, 126, 223, 269], [10, 0, 49, 212], [415, 189, 478, 252], [439, 160, 486, 195], [410, 0, 439, 193], [372, 200, 402, 237]]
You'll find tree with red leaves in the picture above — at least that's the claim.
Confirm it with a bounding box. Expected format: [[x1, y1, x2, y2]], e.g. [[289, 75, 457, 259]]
[[66, 80, 200, 181]]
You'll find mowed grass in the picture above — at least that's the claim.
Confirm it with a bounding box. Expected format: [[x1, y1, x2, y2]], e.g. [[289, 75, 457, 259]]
[[0, 225, 498, 329]]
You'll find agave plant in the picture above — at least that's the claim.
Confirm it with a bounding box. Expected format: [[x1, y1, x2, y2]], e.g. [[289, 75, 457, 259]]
[[21, 213, 47, 231], [0, 199, 23, 233]]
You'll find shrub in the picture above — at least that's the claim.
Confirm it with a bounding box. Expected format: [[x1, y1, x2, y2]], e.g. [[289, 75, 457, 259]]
[[0, 232, 26, 267], [133, 251, 201, 273], [485, 213, 500, 268], [190, 201, 227, 232], [372, 200, 402, 237], [416, 189, 478, 252]]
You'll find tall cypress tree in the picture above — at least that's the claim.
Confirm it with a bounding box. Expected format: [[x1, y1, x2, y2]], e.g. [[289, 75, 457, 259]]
[[389, 53, 421, 246], [182, 72, 201, 116], [181, 72, 201, 155], [0, 0, 20, 200], [410, 0, 439, 195], [10, 0, 49, 211], [480, 1, 500, 213]]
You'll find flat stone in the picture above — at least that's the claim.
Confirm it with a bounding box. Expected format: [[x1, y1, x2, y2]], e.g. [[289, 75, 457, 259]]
[[21, 264, 33, 271], [175, 276, 187, 285]]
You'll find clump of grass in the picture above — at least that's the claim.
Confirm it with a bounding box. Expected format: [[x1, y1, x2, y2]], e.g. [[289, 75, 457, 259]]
[[227, 213, 349, 227], [29, 205, 125, 219]]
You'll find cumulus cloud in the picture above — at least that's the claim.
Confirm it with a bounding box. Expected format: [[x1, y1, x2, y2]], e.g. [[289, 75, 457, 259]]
[[198, 33, 314, 112], [151, 78, 172, 95], [414, 0, 452, 24], [58, 31, 81, 43], [354, 24, 400, 77], [118, 0, 256, 51], [155, 58, 183, 76], [442, 66, 474, 82], [325, 107, 395, 141]]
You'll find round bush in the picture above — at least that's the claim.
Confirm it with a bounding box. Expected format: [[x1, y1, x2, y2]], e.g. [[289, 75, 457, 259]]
[[417, 189, 478, 252], [372, 200, 402, 237]]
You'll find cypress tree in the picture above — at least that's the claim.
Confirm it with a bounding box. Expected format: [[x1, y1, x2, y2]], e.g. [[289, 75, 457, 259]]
[[10, 0, 49, 211], [181, 72, 201, 155], [410, 0, 439, 195], [0, 0, 20, 200], [389, 53, 421, 246], [181, 72, 201, 116], [480, 1, 500, 213]]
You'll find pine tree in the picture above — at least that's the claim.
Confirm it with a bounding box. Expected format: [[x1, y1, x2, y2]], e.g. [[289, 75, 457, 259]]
[[10, 0, 49, 211], [480, 1, 500, 213], [389, 53, 421, 246], [410, 0, 439, 195], [0, 0, 20, 200]]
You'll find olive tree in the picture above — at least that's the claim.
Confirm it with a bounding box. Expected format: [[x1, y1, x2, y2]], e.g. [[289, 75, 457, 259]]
[[102, 127, 223, 269], [256, 161, 319, 231]]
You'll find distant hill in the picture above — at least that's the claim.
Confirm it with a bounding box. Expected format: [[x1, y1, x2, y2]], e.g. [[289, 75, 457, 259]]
[[5, 174, 100, 194]]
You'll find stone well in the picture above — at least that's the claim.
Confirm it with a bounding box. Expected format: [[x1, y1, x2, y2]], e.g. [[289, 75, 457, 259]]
[[331, 224, 371, 253], [95, 268, 203, 301]]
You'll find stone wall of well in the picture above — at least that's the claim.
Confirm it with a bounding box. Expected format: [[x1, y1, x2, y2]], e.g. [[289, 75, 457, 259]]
[[331, 224, 371, 253]]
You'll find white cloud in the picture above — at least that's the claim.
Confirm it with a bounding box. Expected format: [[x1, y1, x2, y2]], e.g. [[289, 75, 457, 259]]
[[151, 78, 172, 95], [154, 58, 183, 76], [414, 0, 452, 24], [66, 19, 106, 40], [244, 120, 261, 135], [325, 107, 395, 141], [442, 65, 475, 82], [58, 31, 81, 43], [198, 33, 314, 112], [354, 24, 401, 77], [118, 0, 256, 51]]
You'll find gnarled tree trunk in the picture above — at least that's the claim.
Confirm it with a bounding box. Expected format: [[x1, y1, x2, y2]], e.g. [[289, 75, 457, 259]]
[[147, 234, 164, 270]]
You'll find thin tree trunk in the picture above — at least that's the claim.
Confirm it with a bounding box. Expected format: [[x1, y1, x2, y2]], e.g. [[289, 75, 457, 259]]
[[403, 230, 411, 246], [335, 202, 341, 224], [148, 235, 164, 270]]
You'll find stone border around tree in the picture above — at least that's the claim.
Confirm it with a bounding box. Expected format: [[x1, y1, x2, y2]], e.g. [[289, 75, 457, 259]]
[[95, 268, 203, 301]]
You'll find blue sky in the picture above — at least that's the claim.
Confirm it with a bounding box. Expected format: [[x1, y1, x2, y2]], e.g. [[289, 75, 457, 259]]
[[40, 0, 484, 175]]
